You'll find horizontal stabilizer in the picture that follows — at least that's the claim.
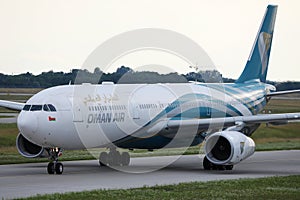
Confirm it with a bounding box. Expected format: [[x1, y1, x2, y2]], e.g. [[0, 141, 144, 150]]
[[267, 89, 300, 97]]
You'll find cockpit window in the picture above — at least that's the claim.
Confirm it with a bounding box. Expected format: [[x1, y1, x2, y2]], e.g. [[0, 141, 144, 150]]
[[48, 104, 56, 112], [30, 105, 43, 111], [22, 104, 56, 112], [43, 104, 50, 111], [23, 104, 31, 111]]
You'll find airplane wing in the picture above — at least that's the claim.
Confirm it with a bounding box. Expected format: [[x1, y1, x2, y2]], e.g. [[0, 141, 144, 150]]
[[267, 89, 300, 97], [0, 100, 25, 111], [166, 113, 300, 130]]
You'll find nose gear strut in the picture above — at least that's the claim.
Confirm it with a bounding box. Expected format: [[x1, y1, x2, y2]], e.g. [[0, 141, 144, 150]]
[[47, 148, 64, 174]]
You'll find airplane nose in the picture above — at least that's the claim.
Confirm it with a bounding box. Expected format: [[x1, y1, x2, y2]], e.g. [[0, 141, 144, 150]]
[[17, 112, 38, 138]]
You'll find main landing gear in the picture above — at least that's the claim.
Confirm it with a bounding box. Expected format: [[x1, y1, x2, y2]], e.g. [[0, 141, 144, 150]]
[[99, 147, 130, 167], [203, 156, 233, 170], [47, 148, 64, 175]]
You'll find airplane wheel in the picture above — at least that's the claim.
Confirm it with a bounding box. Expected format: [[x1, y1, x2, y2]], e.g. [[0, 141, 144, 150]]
[[99, 152, 108, 166], [203, 156, 214, 170], [47, 148, 63, 175], [203, 157, 234, 171], [121, 152, 130, 166], [116, 151, 122, 166], [55, 162, 64, 174], [47, 162, 55, 174], [102, 149, 128, 167], [225, 165, 233, 170], [216, 165, 226, 170], [109, 151, 121, 166]]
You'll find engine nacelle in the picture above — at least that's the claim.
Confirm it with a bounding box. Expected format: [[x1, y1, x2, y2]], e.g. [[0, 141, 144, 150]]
[[204, 131, 255, 165], [16, 133, 49, 158]]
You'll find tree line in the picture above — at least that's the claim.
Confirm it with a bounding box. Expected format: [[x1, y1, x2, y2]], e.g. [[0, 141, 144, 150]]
[[0, 66, 299, 91]]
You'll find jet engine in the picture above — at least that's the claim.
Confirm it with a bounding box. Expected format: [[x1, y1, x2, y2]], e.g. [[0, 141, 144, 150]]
[[204, 131, 255, 165], [16, 133, 49, 158]]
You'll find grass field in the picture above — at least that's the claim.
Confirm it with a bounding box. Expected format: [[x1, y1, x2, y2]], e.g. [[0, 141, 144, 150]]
[[0, 115, 14, 118], [0, 88, 42, 93], [0, 93, 32, 113], [17, 175, 300, 200], [0, 107, 19, 113], [0, 88, 37, 112], [263, 99, 300, 113], [0, 95, 32, 101]]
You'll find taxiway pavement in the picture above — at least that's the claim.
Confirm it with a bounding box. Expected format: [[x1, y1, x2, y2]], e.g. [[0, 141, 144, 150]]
[[0, 150, 300, 199]]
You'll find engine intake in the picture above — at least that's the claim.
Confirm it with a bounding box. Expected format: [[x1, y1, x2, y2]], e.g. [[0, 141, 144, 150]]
[[16, 133, 49, 158], [205, 131, 255, 165]]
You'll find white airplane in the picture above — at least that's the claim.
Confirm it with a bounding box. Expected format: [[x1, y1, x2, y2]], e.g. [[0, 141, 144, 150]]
[[1, 5, 300, 174]]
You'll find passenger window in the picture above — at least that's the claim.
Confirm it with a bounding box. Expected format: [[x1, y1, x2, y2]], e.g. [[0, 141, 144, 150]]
[[48, 104, 56, 112], [30, 105, 42, 111], [43, 104, 50, 111], [23, 104, 31, 111]]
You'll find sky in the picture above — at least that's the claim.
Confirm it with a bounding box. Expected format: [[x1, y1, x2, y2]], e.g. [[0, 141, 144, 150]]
[[0, 0, 299, 81]]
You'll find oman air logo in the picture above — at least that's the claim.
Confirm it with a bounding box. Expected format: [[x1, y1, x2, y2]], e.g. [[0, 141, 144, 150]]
[[258, 32, 272, 75]]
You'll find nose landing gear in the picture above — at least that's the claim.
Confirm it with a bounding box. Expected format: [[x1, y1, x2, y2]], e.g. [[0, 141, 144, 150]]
[[99, 147, 130, 167], [47, 148, 64, 174]]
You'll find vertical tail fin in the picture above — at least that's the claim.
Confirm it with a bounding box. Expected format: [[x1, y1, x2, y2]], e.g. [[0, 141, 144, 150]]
[[236, 5, 277, 83]]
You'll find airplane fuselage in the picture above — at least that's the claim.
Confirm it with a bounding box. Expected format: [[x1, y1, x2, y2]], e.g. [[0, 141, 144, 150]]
[[17, 81, 270, 150]]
